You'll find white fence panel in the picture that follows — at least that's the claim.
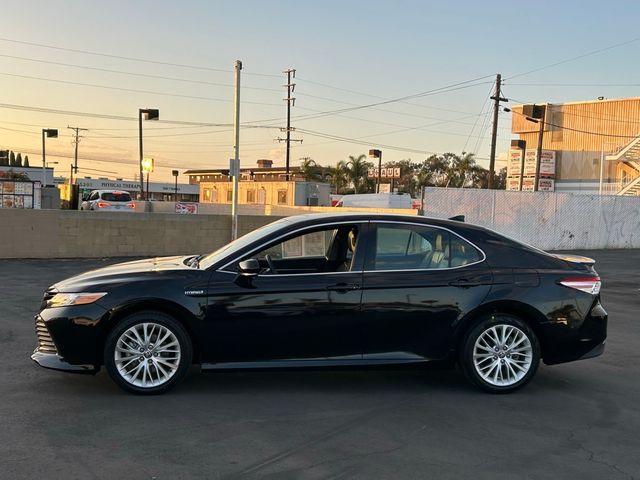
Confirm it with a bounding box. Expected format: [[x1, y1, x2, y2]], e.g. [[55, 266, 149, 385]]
[[422, 187, 640, 250]]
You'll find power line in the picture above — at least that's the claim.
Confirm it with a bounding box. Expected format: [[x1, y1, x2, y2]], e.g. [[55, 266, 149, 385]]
[[288, 77, 495, 123], [507, 82, 640, 87], [0, 36, 281, 77], [296, 128, 436, 155], [462, 85, 493, 153], [507, 107, 640, 138], [0, 53, 282, 92], [506, 36, 640, 80], [294, 93, 489, 126], [296, 76, 482, 116], [0, 72, 281, 106], [0, 102, 280, 128], [504, 94, 640, 124]]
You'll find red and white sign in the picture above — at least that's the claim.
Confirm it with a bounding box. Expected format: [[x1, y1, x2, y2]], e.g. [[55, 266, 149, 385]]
[[508, 149, 524, 177], [524, 150, 556, 177], [506, 177, 521, 191], [538, 178, 555, 191], [367, 168, 401, 178], [175, 202, 198, 214]]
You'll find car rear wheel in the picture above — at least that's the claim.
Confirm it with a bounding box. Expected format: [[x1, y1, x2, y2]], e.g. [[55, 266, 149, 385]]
[[460, 314, 540, 393], [104, 311, 192, 395]]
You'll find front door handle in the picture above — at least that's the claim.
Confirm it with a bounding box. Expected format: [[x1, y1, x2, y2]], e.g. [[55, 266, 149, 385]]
[[326, 283, 360, 293], [449, 279, 481, 288]]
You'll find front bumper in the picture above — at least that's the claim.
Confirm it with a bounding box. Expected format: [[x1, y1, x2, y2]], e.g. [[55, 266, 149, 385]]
[[31, 349, 98, 374], [32, 302, 109, 370]]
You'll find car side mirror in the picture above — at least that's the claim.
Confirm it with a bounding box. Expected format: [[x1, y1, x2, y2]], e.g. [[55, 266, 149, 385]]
[[238, 258, 261, 277], [82, 195, 89, 201]]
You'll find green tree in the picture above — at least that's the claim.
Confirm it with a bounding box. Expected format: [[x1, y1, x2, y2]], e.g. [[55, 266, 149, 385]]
[[346, 154, 372, 193], [23, 155, 29, 167], [9, 151, 16, 166], [299, 157, 322, 182], [417, 154, 450, 187], [329, 160, 350, 194], [16, 153, 22, 167], [382, 159, 418, 195]]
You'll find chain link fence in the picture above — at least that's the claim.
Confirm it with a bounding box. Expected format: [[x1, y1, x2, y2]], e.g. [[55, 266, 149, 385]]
[[421, 187, 640, 250]]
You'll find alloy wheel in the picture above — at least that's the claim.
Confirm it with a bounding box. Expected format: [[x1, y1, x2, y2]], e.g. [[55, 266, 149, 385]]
[[114, 322, 181, 388], [472, 324, 533, 387]]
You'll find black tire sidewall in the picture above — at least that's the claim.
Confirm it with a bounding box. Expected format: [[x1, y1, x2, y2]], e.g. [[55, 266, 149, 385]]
[[104, 311, 192, 395], [460, 314, 540, 393]]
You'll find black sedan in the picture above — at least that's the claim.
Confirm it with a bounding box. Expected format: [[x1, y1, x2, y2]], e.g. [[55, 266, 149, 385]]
[[32, 213, 607, 394]]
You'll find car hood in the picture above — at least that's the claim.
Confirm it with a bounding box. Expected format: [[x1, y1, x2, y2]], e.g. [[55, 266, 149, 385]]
[[50, 255, 198, 292]]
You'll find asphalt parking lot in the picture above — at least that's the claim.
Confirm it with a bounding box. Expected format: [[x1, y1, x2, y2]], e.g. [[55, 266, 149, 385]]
[[1, 251, 639, 480]]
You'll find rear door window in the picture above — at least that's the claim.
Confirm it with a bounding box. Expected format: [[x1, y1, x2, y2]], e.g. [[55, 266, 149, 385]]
[[369, 223, 481, 270]]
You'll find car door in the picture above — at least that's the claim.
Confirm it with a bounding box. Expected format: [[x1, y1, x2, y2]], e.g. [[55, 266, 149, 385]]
[[82, 191, 98, 210], [201, 222, 368, 365], [360, 221, 492, 361]]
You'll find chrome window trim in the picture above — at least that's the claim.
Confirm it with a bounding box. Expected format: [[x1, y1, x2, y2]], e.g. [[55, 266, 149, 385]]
[[217, 220, 369, 274], [217, 218, 487, 276]]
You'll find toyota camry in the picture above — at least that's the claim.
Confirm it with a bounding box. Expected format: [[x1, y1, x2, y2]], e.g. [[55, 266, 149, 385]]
[[32, 213, 607, 394]]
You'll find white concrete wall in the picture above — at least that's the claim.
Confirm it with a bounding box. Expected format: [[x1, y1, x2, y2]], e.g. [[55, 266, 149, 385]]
[[422, 187, 640, 250]]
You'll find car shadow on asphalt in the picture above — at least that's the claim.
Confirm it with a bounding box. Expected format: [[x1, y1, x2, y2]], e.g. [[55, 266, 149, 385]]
[[31, 361, 604, 399]]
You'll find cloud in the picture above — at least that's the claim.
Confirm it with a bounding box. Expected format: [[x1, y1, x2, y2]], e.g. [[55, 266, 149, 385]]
[[268, 147, 285, 161]]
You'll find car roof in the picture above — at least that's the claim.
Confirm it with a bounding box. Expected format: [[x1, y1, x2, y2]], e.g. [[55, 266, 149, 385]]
[[91, 190, 131, 195], [276, 212, 482, 232]]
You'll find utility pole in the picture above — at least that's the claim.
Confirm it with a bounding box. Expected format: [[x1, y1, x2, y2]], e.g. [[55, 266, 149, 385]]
[[67, 126, 88, 185], [231, 60, 242, 240], [278, 68, 302, 180], [489, 74, 508, 189], [534, 105, 546, 192]]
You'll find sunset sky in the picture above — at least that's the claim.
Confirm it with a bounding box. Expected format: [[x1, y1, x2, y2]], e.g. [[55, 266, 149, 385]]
[[2, 0, 640, 182]]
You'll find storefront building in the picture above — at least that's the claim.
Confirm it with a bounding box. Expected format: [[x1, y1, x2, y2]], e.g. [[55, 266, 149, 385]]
[[70, 178, 199, 202], [185, 160, 331, 206], [510, 97, 640, 195]]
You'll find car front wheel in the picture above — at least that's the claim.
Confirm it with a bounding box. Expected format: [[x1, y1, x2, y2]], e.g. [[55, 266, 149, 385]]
[[104, 311, 192, 395], [460, 314, 540, 393]]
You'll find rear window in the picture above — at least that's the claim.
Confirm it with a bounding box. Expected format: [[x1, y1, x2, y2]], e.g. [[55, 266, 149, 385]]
[[101, 192, 132, 202]]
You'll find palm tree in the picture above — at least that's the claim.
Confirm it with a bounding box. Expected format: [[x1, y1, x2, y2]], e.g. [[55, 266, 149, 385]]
[[299, 157, 320, 181], [346, 154, 371, 193], [330, 160, 350, 194]]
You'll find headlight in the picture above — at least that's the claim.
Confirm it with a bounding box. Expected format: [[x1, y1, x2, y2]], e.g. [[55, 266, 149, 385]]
[[48, 292, 108, 307]]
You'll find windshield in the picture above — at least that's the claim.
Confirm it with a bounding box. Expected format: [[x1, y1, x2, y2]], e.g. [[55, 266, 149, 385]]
[[198, 217, 292, 269]]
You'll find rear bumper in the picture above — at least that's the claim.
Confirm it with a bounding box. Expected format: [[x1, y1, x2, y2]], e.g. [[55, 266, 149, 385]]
[[577, 341, 605, 361], [542, 298, 607, 365], [31, 349, 98, 374]]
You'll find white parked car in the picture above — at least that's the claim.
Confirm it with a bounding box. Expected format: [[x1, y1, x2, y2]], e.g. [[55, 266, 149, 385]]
[[80, 190, 136, 212]]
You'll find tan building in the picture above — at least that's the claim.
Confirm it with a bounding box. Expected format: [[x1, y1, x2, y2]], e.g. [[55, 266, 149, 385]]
[[185, 160, 331, 206], [511, 97, 640, 195]]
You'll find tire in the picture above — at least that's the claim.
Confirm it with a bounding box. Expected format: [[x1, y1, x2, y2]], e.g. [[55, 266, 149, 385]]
[[104, 311, 192, 395], [460, 314, 540, 393]]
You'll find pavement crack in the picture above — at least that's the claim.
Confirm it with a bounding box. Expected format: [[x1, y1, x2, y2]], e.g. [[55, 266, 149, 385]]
[[567, 429, 637, 480]]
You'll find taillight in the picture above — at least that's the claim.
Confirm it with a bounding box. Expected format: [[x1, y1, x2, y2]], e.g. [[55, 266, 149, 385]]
[[126, 203, 135, 209], [559, 276, 601, 295], [97, 201, 110, 208]]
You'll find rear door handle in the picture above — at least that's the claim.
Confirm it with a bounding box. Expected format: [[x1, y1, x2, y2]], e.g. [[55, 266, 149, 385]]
[[326, 283, 360, 293], [449, 279, 481, 288]]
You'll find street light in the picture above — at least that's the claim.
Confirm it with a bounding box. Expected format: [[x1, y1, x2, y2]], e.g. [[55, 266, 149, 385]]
[[42, 129, 58, 186], [142, 158, 154, 201], [138, 108, 159, 199], [172, 170, 179, 201], [369, 149, 382, 193]]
